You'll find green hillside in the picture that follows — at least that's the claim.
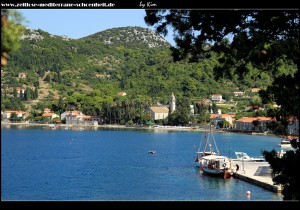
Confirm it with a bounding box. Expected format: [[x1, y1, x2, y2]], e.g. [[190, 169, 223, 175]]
[[1, 26, 296, 124]]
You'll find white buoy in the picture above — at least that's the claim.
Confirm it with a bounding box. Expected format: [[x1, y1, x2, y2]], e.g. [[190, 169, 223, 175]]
[[246, 191, 251, 195]]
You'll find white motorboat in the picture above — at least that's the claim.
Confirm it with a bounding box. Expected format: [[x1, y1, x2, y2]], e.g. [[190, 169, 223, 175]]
[[233, 152, 265, 162], [278, 136, 298, 148]]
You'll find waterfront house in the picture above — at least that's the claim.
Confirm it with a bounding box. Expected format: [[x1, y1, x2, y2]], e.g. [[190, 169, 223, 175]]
[[61, 110, 81, 120], [235, 117, 275, 132], [2, 110, 27, 120], [82, 115, 102, 126], [42, 112, 59, 121], [41, 108, 59, 121], [64, 110, 84, 123], [65, 110, 101, 126], [148, 106, 169, 120], [210, 114, 234, 127]]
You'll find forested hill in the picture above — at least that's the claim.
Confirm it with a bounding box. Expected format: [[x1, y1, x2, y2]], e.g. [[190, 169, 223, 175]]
[[2, 26, 289, 114]]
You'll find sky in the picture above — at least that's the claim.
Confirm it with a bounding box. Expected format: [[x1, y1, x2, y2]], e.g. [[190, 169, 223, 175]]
[[18, 9, 176, 46]]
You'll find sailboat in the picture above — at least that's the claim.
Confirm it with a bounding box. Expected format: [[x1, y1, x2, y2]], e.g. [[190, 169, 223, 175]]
[[194, 126, 216, 168], [194, 125, 231, 177]]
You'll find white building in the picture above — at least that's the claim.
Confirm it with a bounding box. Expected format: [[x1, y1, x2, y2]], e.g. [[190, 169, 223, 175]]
[[148, 107, 169, 120], [211, 94, 223, 103], [2, 110, 27, 119], [65, 110, 100, 126], [210, 114, 234, 127], [251, 88, 261, 93]]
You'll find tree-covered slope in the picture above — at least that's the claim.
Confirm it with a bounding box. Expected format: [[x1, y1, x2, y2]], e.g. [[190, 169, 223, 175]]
[[2, 26, 294, 115]]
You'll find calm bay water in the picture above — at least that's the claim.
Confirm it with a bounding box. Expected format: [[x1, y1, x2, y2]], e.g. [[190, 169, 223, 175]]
[[1, 125, 284, 201]]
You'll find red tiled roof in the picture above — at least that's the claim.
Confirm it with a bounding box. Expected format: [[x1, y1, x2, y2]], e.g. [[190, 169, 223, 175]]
[[65, 111, 83, 116], [42, 113, 55, 117], [4, 110, 19, 113], [210, 114, 231, 119], [236, 117, 275, 123]]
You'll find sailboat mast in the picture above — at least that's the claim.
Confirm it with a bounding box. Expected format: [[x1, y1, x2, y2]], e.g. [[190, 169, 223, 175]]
[[203, 126, 207, 154], [210, 124, 220, 155]]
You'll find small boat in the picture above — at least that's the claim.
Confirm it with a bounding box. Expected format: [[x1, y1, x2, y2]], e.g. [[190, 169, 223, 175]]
[[148, 150, 156, 154], [278, 136, 298, 148], [233, 152, 265, 162], [48, 124, 56, 129]]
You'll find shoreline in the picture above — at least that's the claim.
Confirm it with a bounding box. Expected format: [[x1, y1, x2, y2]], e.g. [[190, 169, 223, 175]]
[[1, 122, 208, 132], [1, 121, 283, 137]]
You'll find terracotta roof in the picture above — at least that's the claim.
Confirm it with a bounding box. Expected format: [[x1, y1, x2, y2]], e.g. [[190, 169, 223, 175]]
[[236, 117, 275, 123], [42, 113, 56, 117], [149, 107, 169, 113], [210, 114, 231, 119], [17, 111, 26, 115], [4, 110, 19, 113], [65, 111, 83, 116]]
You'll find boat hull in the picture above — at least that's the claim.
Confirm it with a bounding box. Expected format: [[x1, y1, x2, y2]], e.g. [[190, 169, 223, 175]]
[[279, 144, 292, 148], [201, 167, 224, 175]]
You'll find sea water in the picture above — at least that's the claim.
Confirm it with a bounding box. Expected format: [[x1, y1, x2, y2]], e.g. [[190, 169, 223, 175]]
[[1, 125, 284, 201]]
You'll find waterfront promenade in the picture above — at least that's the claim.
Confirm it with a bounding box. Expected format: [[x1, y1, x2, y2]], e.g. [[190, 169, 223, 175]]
[[232, 160, 282, 193]]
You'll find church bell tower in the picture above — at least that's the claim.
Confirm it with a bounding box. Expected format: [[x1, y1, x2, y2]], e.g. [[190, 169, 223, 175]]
[[169, 92, 176, 113]]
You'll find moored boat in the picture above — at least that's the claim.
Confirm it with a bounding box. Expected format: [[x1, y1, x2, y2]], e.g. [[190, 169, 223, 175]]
[[201, 154, 231, 176], [194, 125, 232, 177], [194, 126, 218, 168], [233, 151, 265, 162], [278, 135, 299, 148]]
